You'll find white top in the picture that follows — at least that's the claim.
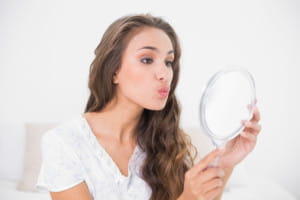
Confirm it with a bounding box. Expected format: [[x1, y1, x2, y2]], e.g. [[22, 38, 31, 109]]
[[36, 115, 152, 200]]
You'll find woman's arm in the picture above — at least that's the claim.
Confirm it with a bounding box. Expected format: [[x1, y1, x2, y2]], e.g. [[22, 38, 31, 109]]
[[49, 182, 92, 200], [213, 167, 233, 200]]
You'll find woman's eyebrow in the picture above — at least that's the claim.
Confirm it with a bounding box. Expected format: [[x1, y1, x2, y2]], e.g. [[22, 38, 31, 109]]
[[138, 46, 174, 55]]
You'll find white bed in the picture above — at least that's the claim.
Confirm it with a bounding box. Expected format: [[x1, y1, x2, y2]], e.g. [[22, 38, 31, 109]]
[[0, 123, 297, 200]]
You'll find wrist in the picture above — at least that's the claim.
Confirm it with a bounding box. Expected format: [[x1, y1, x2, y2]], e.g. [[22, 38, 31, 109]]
[[223, 166, 234, 176], [219, 166, 234, 190]]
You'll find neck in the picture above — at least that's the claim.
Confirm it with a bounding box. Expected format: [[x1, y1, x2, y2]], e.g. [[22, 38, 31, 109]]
[[84, 95, 143, 145]]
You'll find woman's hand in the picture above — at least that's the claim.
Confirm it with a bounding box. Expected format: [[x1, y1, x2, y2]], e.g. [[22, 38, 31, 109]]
[[178, 149, 226, 200], [219, 103, 262, 169]]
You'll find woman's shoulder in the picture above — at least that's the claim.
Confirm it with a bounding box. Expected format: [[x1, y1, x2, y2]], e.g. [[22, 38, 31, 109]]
[[42, 115, 86, 146]]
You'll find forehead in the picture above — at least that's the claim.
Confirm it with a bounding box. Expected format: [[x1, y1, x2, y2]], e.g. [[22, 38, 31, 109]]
[[125, 27, 174, 52]]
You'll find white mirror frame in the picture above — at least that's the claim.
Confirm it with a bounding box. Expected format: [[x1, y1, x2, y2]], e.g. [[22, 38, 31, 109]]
[[199, 66, 256, 146]]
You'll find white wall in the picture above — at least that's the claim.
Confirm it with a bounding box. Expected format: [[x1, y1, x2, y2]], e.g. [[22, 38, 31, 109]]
[[1, 0, 299, 198]]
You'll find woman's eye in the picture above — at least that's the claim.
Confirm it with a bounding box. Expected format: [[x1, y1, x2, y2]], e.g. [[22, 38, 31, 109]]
[[141, 57, 153, 64], [165, 60, 174, 67]]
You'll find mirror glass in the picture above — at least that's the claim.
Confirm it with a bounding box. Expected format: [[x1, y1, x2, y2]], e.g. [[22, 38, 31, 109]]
[[199, 66, 256, 147]]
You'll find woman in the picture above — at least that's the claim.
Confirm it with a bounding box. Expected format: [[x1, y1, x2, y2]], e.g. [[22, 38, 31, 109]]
[[36, 14, 261, 200]]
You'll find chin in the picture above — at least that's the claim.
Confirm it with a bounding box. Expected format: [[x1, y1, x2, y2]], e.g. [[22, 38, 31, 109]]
[[144, 103, 167, 111]]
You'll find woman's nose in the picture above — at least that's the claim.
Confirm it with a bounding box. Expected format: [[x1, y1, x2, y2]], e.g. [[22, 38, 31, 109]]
[[156, 65, 171, 82]]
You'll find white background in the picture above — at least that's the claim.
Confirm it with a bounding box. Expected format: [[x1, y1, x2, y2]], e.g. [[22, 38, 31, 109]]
[[1, 0, 299, 198]]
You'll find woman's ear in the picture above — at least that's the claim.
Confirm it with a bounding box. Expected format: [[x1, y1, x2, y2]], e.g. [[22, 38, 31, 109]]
[[113, 72, 119, 84]]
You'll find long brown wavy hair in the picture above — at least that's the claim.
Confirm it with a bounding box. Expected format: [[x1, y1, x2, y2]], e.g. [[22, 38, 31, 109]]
[[84, 14, 197, 200]]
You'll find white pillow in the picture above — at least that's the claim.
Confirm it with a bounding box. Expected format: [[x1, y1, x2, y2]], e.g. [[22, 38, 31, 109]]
[[17, 123, 57, 192]]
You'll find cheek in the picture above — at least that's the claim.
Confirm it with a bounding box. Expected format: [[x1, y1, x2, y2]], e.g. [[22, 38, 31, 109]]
[[123, 64, 148, 86], [118, 61, 153, 97]]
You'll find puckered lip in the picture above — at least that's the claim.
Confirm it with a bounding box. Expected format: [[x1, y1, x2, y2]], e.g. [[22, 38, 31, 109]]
[[158, 86, 170, 93]]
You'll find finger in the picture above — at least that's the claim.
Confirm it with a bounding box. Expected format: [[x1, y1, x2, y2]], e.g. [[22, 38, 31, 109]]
[[240, 131, 257, 142], [243, 127, 260, 136], [197, 167, 225, 183], [251, 105, 261, 122], [242, 121, 261, 135], [193, 149, 223, 174], [202, 178, 223, 194], [204, 186, 223, 200]]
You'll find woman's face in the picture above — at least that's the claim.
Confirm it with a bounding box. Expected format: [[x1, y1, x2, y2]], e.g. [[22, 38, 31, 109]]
[[113, 27, 174, 110]]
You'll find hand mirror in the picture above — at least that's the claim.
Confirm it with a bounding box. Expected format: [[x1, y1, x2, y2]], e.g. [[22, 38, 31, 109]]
[[199, 66, 256, 152]]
